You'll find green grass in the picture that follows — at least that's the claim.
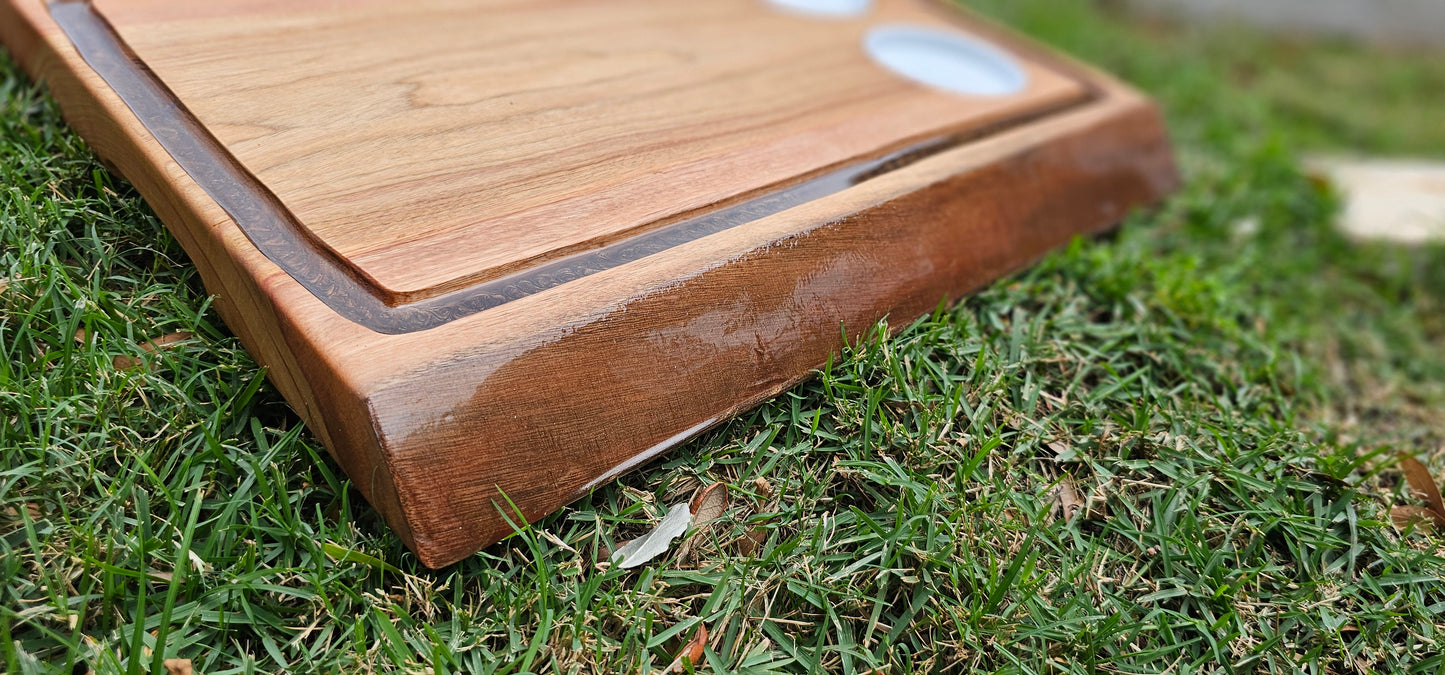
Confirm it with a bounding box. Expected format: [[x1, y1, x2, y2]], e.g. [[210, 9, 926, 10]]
[[4, 1, 1445, 673]]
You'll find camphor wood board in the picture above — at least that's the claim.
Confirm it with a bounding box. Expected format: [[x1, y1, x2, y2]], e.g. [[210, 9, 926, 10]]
[[1, 0, 1177, 567]]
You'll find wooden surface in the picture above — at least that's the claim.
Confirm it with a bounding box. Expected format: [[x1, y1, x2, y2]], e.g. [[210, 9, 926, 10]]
[[95, 0, 1087, 304], [1, 0, 1178, 567]]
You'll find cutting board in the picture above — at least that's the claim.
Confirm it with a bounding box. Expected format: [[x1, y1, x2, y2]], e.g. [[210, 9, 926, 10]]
[[2, 0, 1177, 567]]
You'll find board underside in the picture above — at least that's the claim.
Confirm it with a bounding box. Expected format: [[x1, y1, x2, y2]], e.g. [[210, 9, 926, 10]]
[[2, 0, 1177, 566]]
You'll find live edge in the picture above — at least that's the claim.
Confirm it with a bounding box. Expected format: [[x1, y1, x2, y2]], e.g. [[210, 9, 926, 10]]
[[366, 95, 1176, 566]]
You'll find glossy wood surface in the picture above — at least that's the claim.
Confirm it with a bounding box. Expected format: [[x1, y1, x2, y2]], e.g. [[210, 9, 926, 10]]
[[1, 0, 1177, 567], [94, 0, 1088, 304]]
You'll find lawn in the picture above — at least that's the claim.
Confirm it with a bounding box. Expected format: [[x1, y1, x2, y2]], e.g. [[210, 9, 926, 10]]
[[4, 1, 1445, 673]]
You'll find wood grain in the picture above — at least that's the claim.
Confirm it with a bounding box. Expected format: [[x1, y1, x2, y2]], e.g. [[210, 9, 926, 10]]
[[93, 0, 1089, 305], [1, 0, 1178, 567]]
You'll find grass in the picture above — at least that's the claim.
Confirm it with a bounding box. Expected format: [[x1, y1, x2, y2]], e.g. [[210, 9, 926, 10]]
[[4, 1, 1445, 672]]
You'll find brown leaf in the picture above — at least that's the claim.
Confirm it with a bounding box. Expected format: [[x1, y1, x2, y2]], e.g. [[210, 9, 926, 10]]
[[677, 482, 730, 561], [689, 482, 729, 526], [734, 528, 766, 557], [2, 503, 43, 525], [1399, 453, 1445, 521], [664, 624, 707, 673], [753, 477, 773, 500], [1056, 477, 1083, 522], [145, 332, 195, 350], [114, 331, 195, 370], [112, 355, 144, 370], [596, 540, 614, 567], [1390, 505, 1444, 530], [0, 278, 9, 294], [163, 659, 193, 675]]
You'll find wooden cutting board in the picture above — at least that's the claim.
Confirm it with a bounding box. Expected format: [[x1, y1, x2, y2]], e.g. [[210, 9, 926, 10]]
[[2, 0, 1177, 567]]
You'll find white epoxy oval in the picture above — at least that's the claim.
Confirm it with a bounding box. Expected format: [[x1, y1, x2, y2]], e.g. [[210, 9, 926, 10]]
[[863, 25, 1028, 96], [766, 0, 872, 19]]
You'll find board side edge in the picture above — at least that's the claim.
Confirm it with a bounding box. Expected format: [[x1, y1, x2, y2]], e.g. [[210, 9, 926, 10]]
[[369, 89, 1178, 568]]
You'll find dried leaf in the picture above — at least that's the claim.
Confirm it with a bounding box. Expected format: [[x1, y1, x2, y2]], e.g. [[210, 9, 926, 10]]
[[734, 528, 767, 557], [1056, 477, 1083, 522], [146, 570, 174, 583], [1391, 505, 1444, 530], [0, 278, 8, 294], [1046, 439, 1080, 462], [664, 624, 708, 673], [753, 477, 773, 500], [1399, 454, 1445, 522], [612, 502, 690, 569], [145, 331, 195, 350], [112, 355, 144, 370], [3, 503, 42, 523], [689, 482, 729, 525], [163, 659, 193, 675], [677, 483, 730, 561], [114, 331, 195, 370], [596, 540, 614, 565]]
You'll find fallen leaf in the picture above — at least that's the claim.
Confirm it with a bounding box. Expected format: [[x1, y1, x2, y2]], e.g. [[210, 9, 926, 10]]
[[146, 570, 174, 583], [734, 528, 767, 557], [1046, 439, 1081, 462], [3, 503, 42, 523], [753, 477, 773, 500], [596, 540, 614, 566], [689, 482, 729, 524], [612, 502, 691, 569], [1056, 477, 1083, 522], [1399, 454, 1445, 522], [1390, 505, 1444, 531], [163, 658, 192, 675], [663, 624, 707, 673], [114, 331, 195, 370], [0, 278, 8, 294], [112, 355, 143, 370], [677, 483, 730, 561], [149, 331, 194, 348]]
